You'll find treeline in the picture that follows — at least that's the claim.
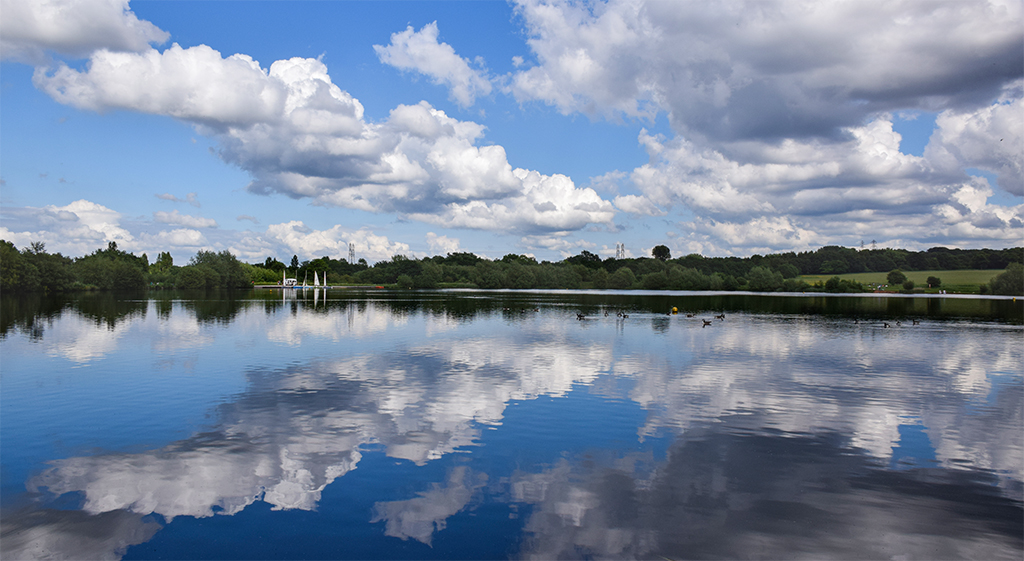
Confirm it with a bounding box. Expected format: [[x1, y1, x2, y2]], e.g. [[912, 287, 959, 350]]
[[1, 241, 257, 293], [2, 239, 1021, 295], [622, 245, 1022, 278], [346, 246, 1022, 295]]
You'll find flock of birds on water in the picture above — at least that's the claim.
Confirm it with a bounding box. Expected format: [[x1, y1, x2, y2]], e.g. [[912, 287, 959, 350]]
[[500, 307, 922, 328], [574, 309, 726, 327], [566, 309, 922, 328]]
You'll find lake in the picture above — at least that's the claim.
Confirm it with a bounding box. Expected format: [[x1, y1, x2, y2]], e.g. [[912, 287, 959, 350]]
[[1, 289, 1022, 560]]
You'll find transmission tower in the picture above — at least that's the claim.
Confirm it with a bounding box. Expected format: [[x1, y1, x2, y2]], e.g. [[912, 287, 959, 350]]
[[615, 242, 625, 259], [348, 242, 355, 264]]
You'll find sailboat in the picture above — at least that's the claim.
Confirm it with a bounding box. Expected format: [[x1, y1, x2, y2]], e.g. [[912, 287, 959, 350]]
[[314, 271, 320, 287]]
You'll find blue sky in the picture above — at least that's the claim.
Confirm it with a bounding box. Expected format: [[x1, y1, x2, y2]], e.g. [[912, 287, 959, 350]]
[[1, 0, 1021, 264]]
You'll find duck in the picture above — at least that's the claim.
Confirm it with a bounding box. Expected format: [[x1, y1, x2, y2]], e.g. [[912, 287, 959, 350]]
[[702, 319, 713, 327]]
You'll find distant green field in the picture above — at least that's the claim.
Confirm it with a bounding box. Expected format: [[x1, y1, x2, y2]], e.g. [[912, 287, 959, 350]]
[[799, 269, 1004, 292]]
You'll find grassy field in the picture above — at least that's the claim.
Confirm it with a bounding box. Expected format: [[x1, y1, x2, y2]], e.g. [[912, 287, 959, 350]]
[[799, 269, 1005, 293]]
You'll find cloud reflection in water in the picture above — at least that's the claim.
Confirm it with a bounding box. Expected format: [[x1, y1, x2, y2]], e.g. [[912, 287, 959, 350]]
[[2, 295, 1020, 559]]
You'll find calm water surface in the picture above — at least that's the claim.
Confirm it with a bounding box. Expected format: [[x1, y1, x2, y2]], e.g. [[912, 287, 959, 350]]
[[1, 290, 1022, 560]]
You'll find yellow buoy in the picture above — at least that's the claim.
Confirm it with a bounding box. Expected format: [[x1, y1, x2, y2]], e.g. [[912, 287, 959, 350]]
[[672, 306, 678, 314]]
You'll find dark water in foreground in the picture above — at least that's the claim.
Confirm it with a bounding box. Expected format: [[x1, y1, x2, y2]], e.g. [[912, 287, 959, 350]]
[[1, 289, 1021, 560]]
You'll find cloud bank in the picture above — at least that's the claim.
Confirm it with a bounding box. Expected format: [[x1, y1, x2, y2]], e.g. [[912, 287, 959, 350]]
[[32, 42, 614, 237], [4, 0, 1022, 258]]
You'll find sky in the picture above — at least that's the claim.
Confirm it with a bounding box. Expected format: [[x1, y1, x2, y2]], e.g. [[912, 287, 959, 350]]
[[0, 0, 1021, 265]]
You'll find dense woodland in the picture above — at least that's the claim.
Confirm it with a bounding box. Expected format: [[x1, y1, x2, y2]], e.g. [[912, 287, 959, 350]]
[[2, 239, 1022, 295]]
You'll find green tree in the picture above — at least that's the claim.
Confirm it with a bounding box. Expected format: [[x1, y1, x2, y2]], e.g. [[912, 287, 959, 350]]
[[820, 259, 849, 274], [533, 264, 559, 288], [396, 274, 415, 289], [887, 270, 907, 285], [153, 252, 174, 272], [778, 263, 800, 279], [989, 263, 1023, 296], [261, 257, 286, 271], [21, 242, 75, 293], [505, 263, 537, 289], [555, 265, 582, 289], [565, 250, 602, 268], [668, 266, 710, 290], [902, 279, 915, 292], [441, 252, 482, 267], [823, 276, 865, 293], [746, 266, 783, 292], [176, 266, 209, 289], [501, 253, 538, 266], [244, 263, 282, 284], [414, 262, 442, 289], [472, 261, 505, 289], [926, 276, 941, 288], [641, 271, 669, 289], [651, 245, 671, 261], [607, 267, 637, 289], [110, 260, 146, 291], [723, 274, 741, 291], [74, 241, 147, 291], [633, 258, 664, 276], [0, 240, 41, 292], [782, 278, 810, 292], [190, 250, 250, 288]]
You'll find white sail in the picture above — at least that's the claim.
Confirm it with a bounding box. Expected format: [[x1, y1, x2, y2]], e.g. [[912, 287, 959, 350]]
[[314, 271, 320, 287], [282, 269, 286, 285]]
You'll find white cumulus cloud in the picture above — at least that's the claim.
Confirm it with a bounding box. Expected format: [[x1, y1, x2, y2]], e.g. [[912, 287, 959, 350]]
[[508, 0, 1022, 139], [925, 93, 1024, 196], [0, 0, 169, 63], [425, 232, 461, 255], [261, 221, 410, 263], [32, 42, 615, 235], [502, 0, 1023, 251], [0, 199, 133, 256], [374, 21, 492, 108]]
